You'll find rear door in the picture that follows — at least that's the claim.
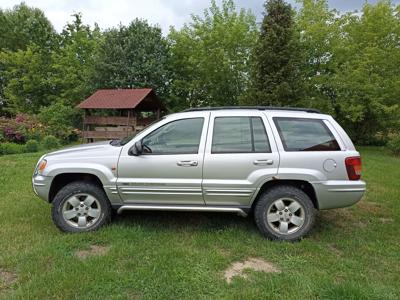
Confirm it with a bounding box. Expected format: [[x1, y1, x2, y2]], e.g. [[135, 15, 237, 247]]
[[202, 111, 279, 206]]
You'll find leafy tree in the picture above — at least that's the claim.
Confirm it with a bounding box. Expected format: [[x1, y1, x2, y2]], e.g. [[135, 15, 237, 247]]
[[0, 3, 56, 51], [332, 0, 400, 144], [298, 0, 400, 144], [169, 0, 257, 109], [0, 3, 56, 115], [245, 0, 304, 106], [296, 0, 340, 112], [51, 13, 100, 107], [91, 19, 170, 101], [1, 13, 100, 115], [0, 45, 56, 114], [38, 101, 80, 141]]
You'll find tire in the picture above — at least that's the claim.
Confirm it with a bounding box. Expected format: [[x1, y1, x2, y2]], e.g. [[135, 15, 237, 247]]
[[51, 181, 111, 233], [254, 185, 316, 241]]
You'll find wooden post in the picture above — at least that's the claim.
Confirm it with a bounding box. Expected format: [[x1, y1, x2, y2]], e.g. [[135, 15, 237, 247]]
[[82, 109, 86, 144], [133, 110, 137, 133], [156, 108, 160, 119], [127, 110, 131, 138], [87, 109, 93, 143]]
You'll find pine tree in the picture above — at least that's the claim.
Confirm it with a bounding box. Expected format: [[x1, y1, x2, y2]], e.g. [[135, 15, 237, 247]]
[[248, 0, 304, 106]]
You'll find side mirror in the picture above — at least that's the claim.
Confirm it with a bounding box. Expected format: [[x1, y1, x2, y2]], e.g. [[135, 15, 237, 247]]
[[129, 141, 143, 156]]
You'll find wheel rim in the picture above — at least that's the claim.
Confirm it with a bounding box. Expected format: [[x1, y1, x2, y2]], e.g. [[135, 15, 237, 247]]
[[62, 193, 101, 229], [266, 197, 305, 235]]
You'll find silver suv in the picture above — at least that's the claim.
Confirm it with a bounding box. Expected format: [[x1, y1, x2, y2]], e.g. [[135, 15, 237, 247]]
[[32, 107, 365, 241]]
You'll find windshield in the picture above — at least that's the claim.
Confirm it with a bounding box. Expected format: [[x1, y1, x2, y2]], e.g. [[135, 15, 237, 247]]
[[110, 117, 166, 146]]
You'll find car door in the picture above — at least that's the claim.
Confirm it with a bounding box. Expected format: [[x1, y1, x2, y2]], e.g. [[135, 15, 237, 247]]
[[202, 111, 279, 206], [117, 112, 209, 205]]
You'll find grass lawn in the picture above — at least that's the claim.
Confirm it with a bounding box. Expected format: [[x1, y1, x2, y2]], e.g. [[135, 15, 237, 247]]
[[0, 147, 399, 299]]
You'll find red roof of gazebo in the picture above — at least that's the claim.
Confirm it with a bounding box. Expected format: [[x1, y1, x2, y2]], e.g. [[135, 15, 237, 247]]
[[78, 88, 162, 109]]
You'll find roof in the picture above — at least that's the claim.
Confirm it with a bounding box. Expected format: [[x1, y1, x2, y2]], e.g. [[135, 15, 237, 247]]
[[78, 89, 162, 109], [183, 106, 320, 113]]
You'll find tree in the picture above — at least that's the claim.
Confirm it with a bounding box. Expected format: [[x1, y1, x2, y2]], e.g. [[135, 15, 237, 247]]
[[246, 0, 304, 106], [169, 0, 257, 109], [298, 0, 400, 143], [0, 45, 56, 114], [331, 0, 400, 144], [296, 0, 341, 113], [91, 19, 170, 101], [1, 13, 101, 115], [0, 3, 56, 115], [0, 3, 56, 52], [51, 13, 101, 107]]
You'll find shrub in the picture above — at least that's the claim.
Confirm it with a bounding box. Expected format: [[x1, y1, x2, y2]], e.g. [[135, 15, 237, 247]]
[[42, 135, 59, 150], [0, 142, 26, 155], [0, 114, 47, 143], [25, 140, 39, 153], [387, 135, 400, 156], [38, 102, 81, 142]]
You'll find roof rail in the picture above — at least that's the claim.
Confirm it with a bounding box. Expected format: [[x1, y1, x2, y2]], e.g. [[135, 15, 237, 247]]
[[183, 106, 321, 113]]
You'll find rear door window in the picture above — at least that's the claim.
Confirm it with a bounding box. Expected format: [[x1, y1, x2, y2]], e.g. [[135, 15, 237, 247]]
[[273, 117, 341, 151], [211, 117, 271, 153]]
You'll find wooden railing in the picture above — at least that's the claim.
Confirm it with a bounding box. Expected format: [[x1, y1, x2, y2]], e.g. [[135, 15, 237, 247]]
[[84, 116, 136, 126], [82, 116, 158, 140], [137, 117, 156, 126], [83, 129, 133, 139], [83, 116, 156, 127]]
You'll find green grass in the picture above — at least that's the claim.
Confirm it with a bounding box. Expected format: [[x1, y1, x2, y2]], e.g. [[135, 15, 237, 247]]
[[0, 147, 399, 299]]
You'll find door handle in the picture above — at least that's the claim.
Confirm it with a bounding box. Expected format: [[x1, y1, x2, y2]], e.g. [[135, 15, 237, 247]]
[[253, 159, 274, 166], [177, 160, 198, 167]]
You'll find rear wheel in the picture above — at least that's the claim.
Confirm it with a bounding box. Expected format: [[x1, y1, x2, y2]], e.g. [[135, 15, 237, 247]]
[[51, 182, 111, 233], [254, 185, 316, 241]]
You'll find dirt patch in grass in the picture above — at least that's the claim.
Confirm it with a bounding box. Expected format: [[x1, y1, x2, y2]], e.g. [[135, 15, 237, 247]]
[[0, 268, 17, 289], [318, 208, 367, 230], [327, 243, 343, 256], [75, 245, 110, 260], [217, 248, 231, 257], [223, 258, 280, 284], [378, 217, 394, 224], [357, 201, 382, 214]]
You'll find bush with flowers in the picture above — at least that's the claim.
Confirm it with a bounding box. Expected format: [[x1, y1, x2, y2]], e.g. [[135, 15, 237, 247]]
[[0, 105, 81, 147], [0, 114, 47, 144]]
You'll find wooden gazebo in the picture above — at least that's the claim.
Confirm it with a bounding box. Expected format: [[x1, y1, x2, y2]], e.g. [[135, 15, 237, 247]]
[[78, 88, 164, 141]]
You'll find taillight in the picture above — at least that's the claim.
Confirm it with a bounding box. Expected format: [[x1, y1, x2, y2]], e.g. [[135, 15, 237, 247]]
[[345, 157, 362, 180]]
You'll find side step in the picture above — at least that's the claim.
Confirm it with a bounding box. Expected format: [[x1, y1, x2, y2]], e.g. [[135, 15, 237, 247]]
[[117, 205, 248, 217]]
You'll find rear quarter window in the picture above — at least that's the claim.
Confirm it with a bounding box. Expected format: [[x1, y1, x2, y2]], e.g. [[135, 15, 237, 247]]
[[273, 117, 341, 151]]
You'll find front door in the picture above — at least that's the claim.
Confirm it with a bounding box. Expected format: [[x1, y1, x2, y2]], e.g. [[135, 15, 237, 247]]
[[202, 111, 279, 206], [117, 114, 209, 205]]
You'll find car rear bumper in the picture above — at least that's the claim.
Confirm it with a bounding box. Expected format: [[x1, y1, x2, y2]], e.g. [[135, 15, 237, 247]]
[[311, 180, 366, 210], [32, 175, 52, 202]]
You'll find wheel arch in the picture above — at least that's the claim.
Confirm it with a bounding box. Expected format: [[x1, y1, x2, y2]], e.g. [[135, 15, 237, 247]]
[[48, 173, 104, 203], [251, 179, 319, 210]]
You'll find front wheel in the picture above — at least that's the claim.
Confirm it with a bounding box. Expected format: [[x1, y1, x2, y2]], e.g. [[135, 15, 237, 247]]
[[254, 185, 316, 241], [51, 182, 111, 233]]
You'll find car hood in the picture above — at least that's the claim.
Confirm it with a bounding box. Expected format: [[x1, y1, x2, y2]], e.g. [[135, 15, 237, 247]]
[[45, 141, 122, 159]]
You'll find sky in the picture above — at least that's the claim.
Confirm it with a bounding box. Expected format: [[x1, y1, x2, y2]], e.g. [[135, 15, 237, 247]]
[[1, 0, 399, 33]]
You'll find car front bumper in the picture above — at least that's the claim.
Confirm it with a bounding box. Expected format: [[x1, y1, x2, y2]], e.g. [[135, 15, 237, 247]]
[[312, 180, 366, 210], [32, 175, 53, 202]]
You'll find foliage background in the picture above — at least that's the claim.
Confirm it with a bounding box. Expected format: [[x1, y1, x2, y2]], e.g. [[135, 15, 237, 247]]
[[0, 0, 399, 145]]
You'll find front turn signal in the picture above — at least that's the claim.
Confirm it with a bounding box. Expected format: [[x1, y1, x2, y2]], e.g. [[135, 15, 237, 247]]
[[38, 159, 47, 175]]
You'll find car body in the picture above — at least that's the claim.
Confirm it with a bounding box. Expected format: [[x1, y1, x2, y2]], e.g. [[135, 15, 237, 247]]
[[33, 107, 366, 240]]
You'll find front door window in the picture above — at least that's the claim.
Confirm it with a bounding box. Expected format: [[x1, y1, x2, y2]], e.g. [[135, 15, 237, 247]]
[[142, 118, 204, 155]]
